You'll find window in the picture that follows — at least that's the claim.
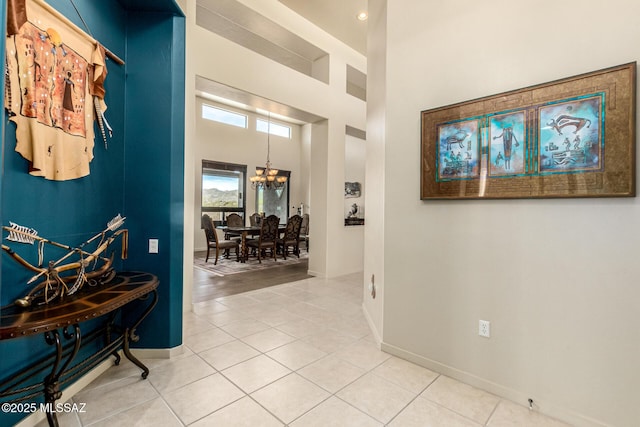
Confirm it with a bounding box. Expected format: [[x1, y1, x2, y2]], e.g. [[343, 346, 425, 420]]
[[256, 119, 291, 138], [255, 170, 291, 224], [202, 160, 247, 224], [202, 104, 247, 128]]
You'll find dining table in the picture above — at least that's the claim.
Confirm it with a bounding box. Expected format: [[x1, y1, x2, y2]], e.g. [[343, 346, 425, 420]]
[[218, 224, 286, 262]]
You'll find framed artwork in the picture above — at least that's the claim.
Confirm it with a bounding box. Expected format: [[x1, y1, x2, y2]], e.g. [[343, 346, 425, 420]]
[[421, 62, 636, 199], [345, 182, 362, 198]]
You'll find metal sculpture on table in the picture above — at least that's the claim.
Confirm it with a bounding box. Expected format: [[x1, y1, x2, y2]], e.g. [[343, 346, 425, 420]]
[[2, 214, 128, 307]]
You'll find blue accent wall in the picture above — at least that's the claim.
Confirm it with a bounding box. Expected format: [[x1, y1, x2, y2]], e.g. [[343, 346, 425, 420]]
[[0, 1, 184, 424]]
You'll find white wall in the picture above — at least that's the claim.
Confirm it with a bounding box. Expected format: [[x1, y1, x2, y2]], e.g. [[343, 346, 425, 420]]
[[369, 0, 640, 426], [193, 98, 304, 251]]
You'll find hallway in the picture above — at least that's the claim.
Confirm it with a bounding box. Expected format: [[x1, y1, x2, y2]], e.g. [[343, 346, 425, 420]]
[[41, 274, 570, 426]]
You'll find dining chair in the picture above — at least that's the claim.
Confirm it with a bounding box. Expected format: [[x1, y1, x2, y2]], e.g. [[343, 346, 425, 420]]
[[277, 214, 303, 259], [298, 213, 309, 252], [224, 213, 244, 241], [249, 212, 262, 226], [202, 214, 240, 265], [226, 213, 244, 227], [246, 214, 279, 263]]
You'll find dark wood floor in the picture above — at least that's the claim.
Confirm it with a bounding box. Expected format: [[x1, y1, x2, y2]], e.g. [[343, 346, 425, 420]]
[[192, 259, 312, 302]]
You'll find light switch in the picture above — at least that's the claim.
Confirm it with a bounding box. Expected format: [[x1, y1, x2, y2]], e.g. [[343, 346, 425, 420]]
[[149, 239, 159, 254]]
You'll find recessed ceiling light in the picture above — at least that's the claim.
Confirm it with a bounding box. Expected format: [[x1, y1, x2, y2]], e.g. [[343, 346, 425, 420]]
[[356, 11, 368, 21]]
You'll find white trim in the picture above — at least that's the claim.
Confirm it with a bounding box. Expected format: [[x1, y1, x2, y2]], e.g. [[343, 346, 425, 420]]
[[130, 345, 184, 360]]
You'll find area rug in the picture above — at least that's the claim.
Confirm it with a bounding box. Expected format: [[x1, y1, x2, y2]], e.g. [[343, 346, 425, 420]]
[[193, 250, 308, 276]]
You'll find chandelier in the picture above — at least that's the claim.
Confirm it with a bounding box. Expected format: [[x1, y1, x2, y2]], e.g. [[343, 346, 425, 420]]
[[250, 113, 288, 190]]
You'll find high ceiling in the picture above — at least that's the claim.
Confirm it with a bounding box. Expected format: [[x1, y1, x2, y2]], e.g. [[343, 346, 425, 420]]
[[194, 0, 368, 124], [278, 0, 368, 55]]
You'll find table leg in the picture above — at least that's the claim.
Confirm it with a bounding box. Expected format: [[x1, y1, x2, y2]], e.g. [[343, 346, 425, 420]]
[[122, 290, 158, 379], [43, 325, 81, 427], [241, 231, 248, 263]]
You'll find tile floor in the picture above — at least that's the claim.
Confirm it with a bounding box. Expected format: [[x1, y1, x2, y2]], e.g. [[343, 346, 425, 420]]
[[40, 273, 571, 426]]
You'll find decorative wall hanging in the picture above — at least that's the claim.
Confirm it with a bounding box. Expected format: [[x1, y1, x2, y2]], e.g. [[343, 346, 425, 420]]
[[420, 62, 636, 199], [4, 0, 121, 181], [1, 214, 128, 307]]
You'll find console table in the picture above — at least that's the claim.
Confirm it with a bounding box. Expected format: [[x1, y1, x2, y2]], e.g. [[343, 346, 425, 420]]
[[0, 271, 158, 427]]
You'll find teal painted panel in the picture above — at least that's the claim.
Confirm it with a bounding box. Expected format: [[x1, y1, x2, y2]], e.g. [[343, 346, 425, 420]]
[[122, 11, 185, 349]]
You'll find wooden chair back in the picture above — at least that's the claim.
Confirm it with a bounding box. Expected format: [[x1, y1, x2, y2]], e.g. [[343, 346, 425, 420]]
[[260, 215, 280, 243], [283, 215, 303, 242], [249, 213, 261, 226], [226, 213, 244, 227], [202, 214, 218, 244]]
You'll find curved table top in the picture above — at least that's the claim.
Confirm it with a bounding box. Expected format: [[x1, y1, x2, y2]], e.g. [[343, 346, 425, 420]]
[[0, 272, 158, 340]]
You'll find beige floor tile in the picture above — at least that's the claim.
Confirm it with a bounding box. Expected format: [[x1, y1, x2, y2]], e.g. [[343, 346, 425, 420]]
[[323, 316, 372, 339], [200, 308, 249, 326], [301, 329, 359, 354], [216, 294, 261, 309], [260, 294, 302, 307], [199, 339, 260, 370], [245, 290, 284, 302], [487, 399, 573, 427], [183, 312, 216, 337], [220, 318, 272, 338], [163, 373, 244, 425], [251, 373, 330, 424], [336, 372, 417, 424], [221, 354, 291, 393], [287, 290, 320, 302], [275, 318, 327, 339], [183, 326, 235, 353], [290, 396, 382, 426], [241, 328, 297, 352], [284, 302, 334, 323], [372, 356, 439, 394], [266, 340, 327, 370], [271, 285, 308, 297], [307, 295, 361, 317], [389, 396, 481, 427], [82, 358, 153, 391], [192, 300, 230, 315], [85, 397, 182, 427], [147, 353, 216, 393], [421, 376, 500, 425], [240, 303, 284, 319], [74, 376, 158, 425], [190, 396, 284, 427], [34, 399, 81, 427], [333, 338, 391, 370], [297, 355, 366, 393], [250, 308, 304, 327]]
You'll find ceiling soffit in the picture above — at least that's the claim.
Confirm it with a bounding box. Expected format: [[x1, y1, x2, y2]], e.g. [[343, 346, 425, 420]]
[[196, 0, 328, 78]]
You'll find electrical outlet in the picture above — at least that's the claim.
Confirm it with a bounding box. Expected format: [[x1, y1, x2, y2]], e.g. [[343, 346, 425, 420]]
[[479, 320, 491, 338], [148, 239, 159, 254]]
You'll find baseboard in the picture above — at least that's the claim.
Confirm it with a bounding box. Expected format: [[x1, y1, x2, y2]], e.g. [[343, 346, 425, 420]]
[[361, 303, 382, 348], [130, 344, 184, 359], [381, 342, 608, 427], [307, 269, 324, 277], [15, 357, 115, 427]]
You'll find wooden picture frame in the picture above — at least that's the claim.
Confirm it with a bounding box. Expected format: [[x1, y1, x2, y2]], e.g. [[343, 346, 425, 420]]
[[420, 62, 636, 199]]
